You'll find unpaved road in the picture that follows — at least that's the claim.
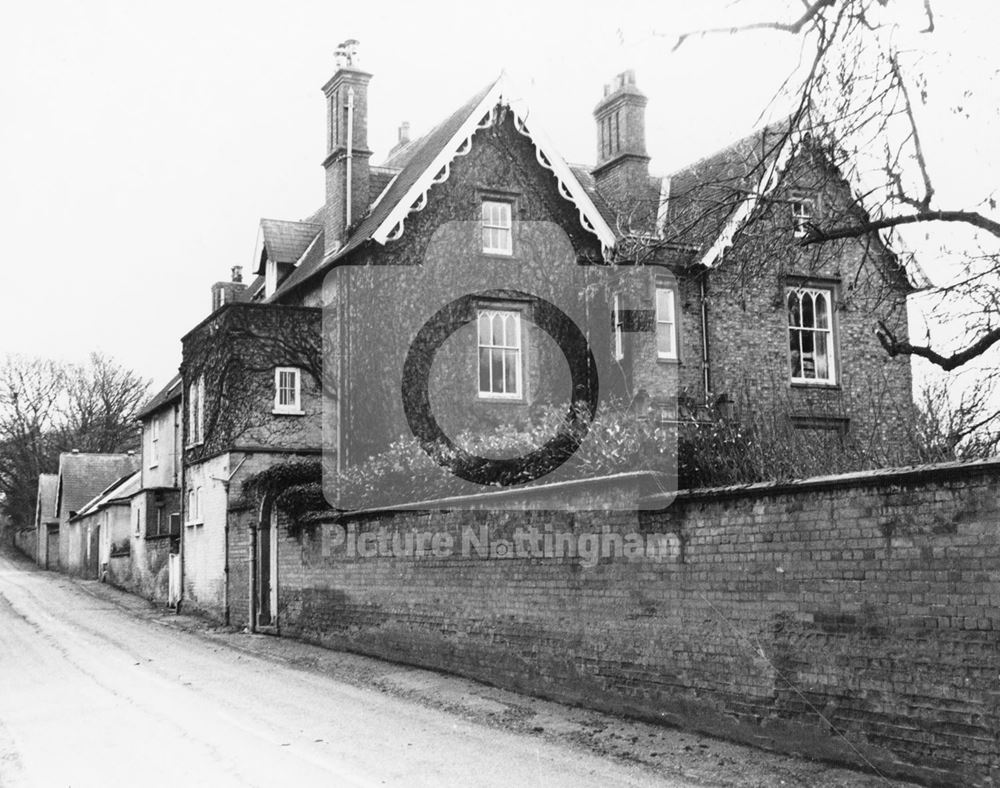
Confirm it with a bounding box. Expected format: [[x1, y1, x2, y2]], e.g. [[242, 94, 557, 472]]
[[0, 549, 906, 787]]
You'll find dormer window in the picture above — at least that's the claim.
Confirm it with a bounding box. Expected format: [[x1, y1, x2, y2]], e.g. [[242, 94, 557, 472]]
[[482, 200, 512, 255]]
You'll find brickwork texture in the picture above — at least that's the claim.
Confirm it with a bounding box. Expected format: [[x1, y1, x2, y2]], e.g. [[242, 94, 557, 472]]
[[270, 461, 1000, 786]]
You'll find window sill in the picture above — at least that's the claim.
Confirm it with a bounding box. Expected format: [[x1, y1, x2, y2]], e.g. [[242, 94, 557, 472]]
[[790, 380, 840, 391], [185, 521, 204, 528], [272, 408, 305, 416], [477, 394, 524, 402], [656, 356, 680, 365]]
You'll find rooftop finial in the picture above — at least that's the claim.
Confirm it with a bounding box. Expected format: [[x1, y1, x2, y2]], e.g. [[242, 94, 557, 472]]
[[334, 39, 361, 69]]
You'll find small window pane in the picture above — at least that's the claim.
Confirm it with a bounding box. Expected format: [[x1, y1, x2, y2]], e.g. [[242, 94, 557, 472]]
[[789, 331, 802, 378], [504, 350, 518, 392], [814, 333, 829, 378], [815, 292, 829, 329], [787, 291, 800, 327], [656, 323, 674, 356], [479, 348, 490, 392], [491, 351, 504, 393], [802, 292, 814, 328]]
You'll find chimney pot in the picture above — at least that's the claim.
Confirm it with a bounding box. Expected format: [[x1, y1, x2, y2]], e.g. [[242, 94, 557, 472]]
[[71, 449, 80, 454], [398, 121, 410, 145], [231, 265, 243, 283]]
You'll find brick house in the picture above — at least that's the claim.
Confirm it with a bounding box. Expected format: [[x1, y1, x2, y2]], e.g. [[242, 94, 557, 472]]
[[177, 43, 922, 628], [69, 470, 140, 582], [98, 374, 186, 603], [179, 293, 324, 621], [54, 451, 138, 577]]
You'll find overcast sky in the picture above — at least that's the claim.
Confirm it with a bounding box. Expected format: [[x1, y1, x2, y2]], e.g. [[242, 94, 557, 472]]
[[2, 1, 994, 391]]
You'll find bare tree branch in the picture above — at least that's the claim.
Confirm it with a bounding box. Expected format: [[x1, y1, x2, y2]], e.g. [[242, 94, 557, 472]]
[[800, 209, 1000, 246], [876, 320, 1000, 371], [672, 0, 837, 51], [889, 54, 934, 210]]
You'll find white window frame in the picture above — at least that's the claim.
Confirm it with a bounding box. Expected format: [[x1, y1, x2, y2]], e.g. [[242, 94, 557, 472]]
[[149, 418, 160, 468], [655, 286, 678, 361], [186, 485, 202, 525], [273, 367, 303, 415], [612, 293, 625, 362], [787, 286, 837, 385], [791, 198, 814, 238], [481, 200, 512, 256], [187, 375, 204, 447], [477, 309, 523, 399]]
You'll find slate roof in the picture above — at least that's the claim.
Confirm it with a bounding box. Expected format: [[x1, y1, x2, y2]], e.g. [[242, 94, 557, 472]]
[[661, 123, 789, 252], [57, 452, 139, 521], [136, 374, 182, 420], [570, 165, 620, 236], [71, 470, 141, 521], [269, 79, 499, 302], [369, 166, 400, 203], [259, 81, 921, 303], [381, 139, 420, 170], [255, 218, 323, 275], [35, 474, 58, 526]]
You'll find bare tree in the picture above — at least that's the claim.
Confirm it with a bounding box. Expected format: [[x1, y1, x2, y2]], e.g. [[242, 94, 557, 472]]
[[0, 357, 66, 531], [672, 1, 999, 372], [59, 352, 149, 453], [0, 353, 149, 534]]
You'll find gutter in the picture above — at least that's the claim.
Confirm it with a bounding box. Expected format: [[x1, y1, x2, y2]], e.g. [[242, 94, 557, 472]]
[[699, 272, 711, 403]]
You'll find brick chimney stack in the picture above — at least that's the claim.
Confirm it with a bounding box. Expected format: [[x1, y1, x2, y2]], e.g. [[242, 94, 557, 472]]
[[322, 39, 373, 255], [592, 70, 653, 230]]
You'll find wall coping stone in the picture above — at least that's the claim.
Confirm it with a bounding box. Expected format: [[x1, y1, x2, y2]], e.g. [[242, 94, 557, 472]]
[[650, 456, 1000, 506], [312, 470, 669, 522]]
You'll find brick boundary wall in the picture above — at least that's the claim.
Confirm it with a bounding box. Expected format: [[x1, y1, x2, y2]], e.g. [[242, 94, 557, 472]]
[[272, 461, 1000, 786]]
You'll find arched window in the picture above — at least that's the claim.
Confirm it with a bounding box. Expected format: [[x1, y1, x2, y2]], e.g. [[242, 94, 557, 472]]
[[787, 286, 835, 383]]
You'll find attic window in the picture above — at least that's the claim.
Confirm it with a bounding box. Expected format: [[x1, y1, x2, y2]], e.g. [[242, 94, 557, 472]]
[[482, 200, 512, 255], [790, 198, 813, 238]]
